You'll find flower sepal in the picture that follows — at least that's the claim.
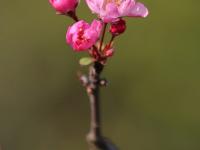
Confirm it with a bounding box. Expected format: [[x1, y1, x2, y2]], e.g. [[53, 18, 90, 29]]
[[79, 57, 94, 66]]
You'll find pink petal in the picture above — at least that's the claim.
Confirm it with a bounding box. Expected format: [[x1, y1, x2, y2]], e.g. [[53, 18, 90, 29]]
[[90, 20, 103, 37], [128, 2, 149, 18], [66, 26, 72, 44], [100, 3, 120, 22], [119, 0, 135, 16], [85, 0, 102, 14]]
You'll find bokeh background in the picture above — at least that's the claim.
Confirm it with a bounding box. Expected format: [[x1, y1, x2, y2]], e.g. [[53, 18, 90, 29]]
[[1, 0, 200, 150]]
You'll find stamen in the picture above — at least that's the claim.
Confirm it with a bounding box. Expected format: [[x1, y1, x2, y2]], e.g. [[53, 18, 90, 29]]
[[103, 0, 121, 8], [105, 0, 121, 5]]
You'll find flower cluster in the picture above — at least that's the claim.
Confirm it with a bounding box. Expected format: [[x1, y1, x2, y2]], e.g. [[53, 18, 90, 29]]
[[49, 0, 149, 64]]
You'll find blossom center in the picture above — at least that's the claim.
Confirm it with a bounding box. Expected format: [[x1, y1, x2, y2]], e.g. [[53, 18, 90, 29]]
[[76, 27, 89, 46], [104, 0, 122, 7]]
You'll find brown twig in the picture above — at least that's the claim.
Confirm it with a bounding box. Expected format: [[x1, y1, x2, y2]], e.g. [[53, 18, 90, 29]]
[[99, 23, 108, 51], [67, 11, 79, 22], [108, 35, 116, 47], [79, 62, 118, 150], [86, 62, 103, 141]]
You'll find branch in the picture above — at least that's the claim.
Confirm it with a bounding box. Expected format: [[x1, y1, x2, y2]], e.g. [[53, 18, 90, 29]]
[[67, 11, 79, 22], [80, 62, 118, 150]]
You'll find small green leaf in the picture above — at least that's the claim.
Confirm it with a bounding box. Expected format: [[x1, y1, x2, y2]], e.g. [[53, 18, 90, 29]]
[[79, 57, 93, 66]]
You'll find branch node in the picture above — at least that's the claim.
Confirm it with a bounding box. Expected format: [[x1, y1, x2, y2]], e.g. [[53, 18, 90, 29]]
[[99, 78, 108, 87]]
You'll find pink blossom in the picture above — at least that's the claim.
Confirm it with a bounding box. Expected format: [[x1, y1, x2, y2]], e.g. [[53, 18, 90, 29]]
[[85, 0, 149, 22], [66, 20, 103, 51], [49, 0, 79, 14]]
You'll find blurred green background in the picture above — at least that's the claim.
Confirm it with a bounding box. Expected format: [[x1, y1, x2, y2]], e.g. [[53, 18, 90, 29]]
[[1, 0, 200, 150]]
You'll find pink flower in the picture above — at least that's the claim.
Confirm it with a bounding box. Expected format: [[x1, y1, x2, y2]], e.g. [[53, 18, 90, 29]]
[[85, 0, 149, 22], [49, 0, 79, 14], [66, 20, 103, 51]]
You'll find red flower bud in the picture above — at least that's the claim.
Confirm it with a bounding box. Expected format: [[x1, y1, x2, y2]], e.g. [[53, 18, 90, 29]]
[[109, 19, 126, 36], [103, 45, 114, 58], [105, 48, 114, 57]]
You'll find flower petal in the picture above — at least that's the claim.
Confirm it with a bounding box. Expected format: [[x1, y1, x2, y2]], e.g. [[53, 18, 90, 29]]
[[128, 2, 149, 18], [85, 0, 103, 14], [90, 20, 103, 36], [100, 3, 120, 22], [119, 0, 135, 16], [66, 26, 72, 44]]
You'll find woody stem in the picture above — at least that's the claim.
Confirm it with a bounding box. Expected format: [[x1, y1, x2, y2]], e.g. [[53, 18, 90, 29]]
[[86, 62, 103, 149], [67, 11, 79, 22]]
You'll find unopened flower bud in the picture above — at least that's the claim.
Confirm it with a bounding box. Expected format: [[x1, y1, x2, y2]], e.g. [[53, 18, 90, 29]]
[[105, 48, 114, 57], [99, 78, 108, 86], [49, 0, 79, 15], [103, 45, 114, 58], [103, 44, 114, 57], [109, 19, 126, 36]]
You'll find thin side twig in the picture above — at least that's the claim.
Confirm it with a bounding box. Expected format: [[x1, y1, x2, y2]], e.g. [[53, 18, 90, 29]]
[[99, 23, 108, 51]]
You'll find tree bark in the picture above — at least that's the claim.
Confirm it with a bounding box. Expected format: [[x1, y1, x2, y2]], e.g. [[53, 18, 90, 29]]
[[85, 62, 118, 150]]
